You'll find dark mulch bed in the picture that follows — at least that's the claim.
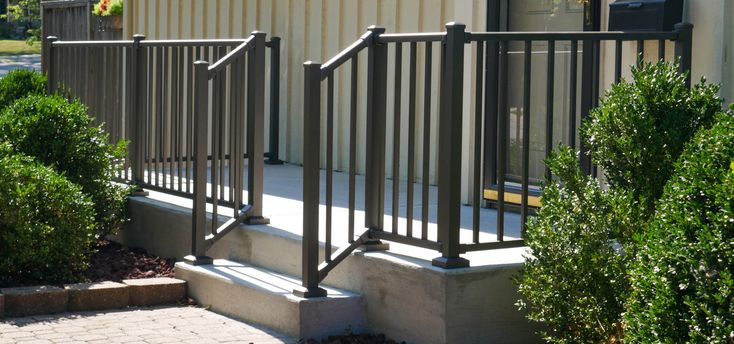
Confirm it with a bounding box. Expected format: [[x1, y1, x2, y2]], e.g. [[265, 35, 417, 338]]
[[301, 333, 405, 344], [1, 240, 177, 289], [83, 240, 176, 282]]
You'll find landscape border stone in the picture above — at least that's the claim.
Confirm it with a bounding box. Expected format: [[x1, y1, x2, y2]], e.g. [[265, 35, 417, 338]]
[[65, 281, 130, 311], [123, 277, 187, 306], [0, 278, 186, 317], [0, 285, 68, 317]]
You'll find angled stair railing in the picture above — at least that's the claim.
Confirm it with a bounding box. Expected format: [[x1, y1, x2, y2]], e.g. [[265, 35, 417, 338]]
[[297, 22, 694, 297]]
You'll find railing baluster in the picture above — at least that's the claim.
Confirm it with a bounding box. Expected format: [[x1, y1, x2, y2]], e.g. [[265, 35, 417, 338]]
[[348, 55, 358, 244], [156, 46, 164, 187], [674, 23, 693, 88], [421, 42, 432, 241], [472, 41, 484, 244], [217, 46, 226, 203], [266, 37, 284, 165], [391, 42, 402, 235], [406, 42, 417, 238], [637, 39, 644, 65], [568, 40, 578, 149], [545, 40, 555, 182], [615, 40, 623, 83], [326, 72, 334, 262], [521, 40, 532, 231], [496, 40, 508, 242], [658, 39, 665, 61]]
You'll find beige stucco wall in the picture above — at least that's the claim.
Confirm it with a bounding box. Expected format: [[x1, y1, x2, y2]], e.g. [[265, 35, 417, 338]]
[[123, 0, 730, 204]]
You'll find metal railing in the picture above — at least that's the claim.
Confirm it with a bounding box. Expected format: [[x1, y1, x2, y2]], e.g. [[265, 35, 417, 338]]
[[296, 22, 693, 296], [45, 32, 278, 263]]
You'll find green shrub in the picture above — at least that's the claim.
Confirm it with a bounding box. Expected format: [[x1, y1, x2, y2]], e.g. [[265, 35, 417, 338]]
[[0, 69, 46, 111], [0, 144, 95, 286], [582, 61, 721, 211], [516, 146, 636, 344], [625, 109, 734, 343], [0, 95, 129, 238]]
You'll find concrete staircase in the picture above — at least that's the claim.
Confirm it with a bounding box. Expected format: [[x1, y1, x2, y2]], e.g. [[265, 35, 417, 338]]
[[116, 192, 542, 344]]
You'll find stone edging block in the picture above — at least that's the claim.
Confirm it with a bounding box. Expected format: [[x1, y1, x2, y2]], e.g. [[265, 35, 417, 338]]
[[0, 286, 67, 317], [65, 281, 130, 312], [0, 278, 187, 317], [123, 277, 187, 306]]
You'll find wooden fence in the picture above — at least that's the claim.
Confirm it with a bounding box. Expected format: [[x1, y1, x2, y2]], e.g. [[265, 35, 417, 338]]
[[41, 0, 122, 72]]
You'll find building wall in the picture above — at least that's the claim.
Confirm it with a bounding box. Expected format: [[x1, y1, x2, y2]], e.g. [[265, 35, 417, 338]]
[[122, 0, 729, 204]]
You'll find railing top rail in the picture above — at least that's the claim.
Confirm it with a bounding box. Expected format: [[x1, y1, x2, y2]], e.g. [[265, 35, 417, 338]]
[[207, 34, 256, 75], [377, 32, 446, 43], [469, 30, 679, 41], [320, 30, 374, 77], [51, 40, 134, 47], [140, 39, 248, 47]]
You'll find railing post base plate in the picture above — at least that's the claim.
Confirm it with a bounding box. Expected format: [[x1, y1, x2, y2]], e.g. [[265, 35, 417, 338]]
[[131, 187, 149, 197], [293, 286, 327, 298], [264, 158, 284, 165], [358, 239, 390, 252], [431, 256, 470, 269], [183, 255, 214, 266], [245, 216, 271, 225]]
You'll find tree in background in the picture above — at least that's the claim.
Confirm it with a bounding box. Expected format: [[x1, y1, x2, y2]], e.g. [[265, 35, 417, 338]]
[[1, 0, 41, 45]]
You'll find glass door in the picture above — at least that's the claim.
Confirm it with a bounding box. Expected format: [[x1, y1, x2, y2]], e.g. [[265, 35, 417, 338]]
[[484, 0, 598, 208]]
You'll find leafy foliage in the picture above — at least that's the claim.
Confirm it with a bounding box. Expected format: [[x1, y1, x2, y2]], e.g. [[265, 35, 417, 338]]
[[518, 61, 726, 343], [625, 109, 734, 343], [582, 61, 721, 211], [0, 144, 95, 286], [0, 69, 46, 112], [517, 147, 636, 344], [1, 0, 41, 45], [0, 94, 130, 238]]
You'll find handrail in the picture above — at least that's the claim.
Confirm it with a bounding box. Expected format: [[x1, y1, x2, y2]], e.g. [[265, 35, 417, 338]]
[[140, 39, 248, 46], [51, 40, 133, 47], [469, 30, 679, 41], [320, 30, 373, 77], [377, 32, 445, 43], [208, 35, 255, 75]]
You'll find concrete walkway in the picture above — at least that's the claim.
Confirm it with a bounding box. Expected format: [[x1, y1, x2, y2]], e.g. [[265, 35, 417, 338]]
[[0, 54, 41, 76], [0, 306, 296, 343]]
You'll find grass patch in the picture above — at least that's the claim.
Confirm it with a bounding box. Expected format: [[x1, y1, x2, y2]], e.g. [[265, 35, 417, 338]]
[[0, 40, 41, 56]]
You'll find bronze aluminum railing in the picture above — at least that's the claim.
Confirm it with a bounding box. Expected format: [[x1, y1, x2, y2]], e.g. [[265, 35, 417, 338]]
[[297, 22, 693, 297], [44, 34, 283, 187], [45, 32, 276, 264]]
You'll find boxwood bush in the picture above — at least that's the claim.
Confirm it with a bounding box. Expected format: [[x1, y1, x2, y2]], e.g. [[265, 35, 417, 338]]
[[0, 69, 46, 111], [0, 144, 95, 286], [0, 94, 129, 238], [518, 60, 724, 343], [625, 109, 734, 343], [582, 61, 721, 212]]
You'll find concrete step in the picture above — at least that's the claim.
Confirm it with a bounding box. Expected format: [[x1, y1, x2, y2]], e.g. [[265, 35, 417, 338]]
[[175, 259, 366, 340]]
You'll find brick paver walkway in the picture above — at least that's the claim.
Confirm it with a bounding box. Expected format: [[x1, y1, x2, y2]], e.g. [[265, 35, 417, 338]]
[[0, 306, 296, 344]]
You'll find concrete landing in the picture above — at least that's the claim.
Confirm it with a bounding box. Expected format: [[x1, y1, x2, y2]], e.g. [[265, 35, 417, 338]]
[[175, 260, 365, 340]]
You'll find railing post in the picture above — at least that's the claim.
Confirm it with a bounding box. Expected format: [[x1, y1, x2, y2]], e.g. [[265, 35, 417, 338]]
[[184, 61, 213, 266], [246, 31, 270, 224], [433, 22, 470, 269], [294, 61, 327, 298], [265, 37, 284, 165], [44, 36, 58, 94], [363, 25, 389, 250], [674, 22, 693, 88], [130, 34, 147, 188]]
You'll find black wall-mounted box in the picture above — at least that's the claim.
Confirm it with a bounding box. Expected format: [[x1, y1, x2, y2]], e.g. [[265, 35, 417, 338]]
[[608, 0, 684, 31]]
